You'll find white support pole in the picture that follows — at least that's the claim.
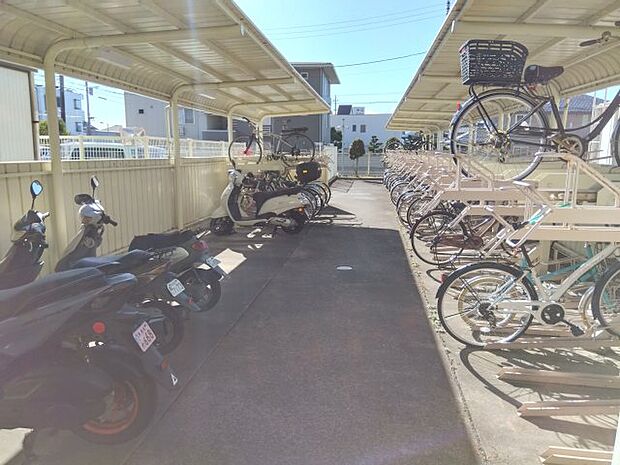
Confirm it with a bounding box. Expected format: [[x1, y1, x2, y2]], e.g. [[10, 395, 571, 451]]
[[43, 58, 69, 256], [227, 112, 234, 144], [171, 96, 183, 230], [562, 98, 571, 128]]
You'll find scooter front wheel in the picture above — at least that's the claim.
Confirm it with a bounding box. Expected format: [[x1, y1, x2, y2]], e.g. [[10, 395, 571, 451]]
[[210, 217, 234, 236], [281, 211, 306, 234]]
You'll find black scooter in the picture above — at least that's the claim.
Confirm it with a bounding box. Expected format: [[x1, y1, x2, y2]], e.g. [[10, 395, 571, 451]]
[[0, 265, 178, 444], [0, 180, 49, 290], [0, 180, 187, 355], [129, 228, 227, 312]]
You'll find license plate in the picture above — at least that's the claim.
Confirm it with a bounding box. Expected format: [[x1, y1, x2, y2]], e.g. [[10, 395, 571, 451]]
[[133, 321, 157, 352], [166, 278, 185, 297], [205, 256, 221, 268]]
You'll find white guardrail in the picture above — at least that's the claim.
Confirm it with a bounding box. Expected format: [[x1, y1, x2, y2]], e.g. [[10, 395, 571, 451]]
[[38, 135, 230, 160]]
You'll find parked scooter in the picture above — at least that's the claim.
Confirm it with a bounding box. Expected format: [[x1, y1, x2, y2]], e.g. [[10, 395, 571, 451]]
[[0, 180, 49, 289], [53, 176, 196, 353], [0, 265, 178, 444], [210, 169, 308, 235], [129, 228, 227, 312], [0, 180, 186, 354]]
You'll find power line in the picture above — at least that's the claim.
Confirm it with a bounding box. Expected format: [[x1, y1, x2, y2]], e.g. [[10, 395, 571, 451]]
[[269, 14, 444, 40], [269, 11, 442, 38], [335, 51, 426, 68], [265, 3, 442, 32], [336, 92, 403, 96]]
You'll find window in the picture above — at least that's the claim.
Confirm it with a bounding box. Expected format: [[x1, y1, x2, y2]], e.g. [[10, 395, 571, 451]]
[[183, 108, 194, 124], [138, 108, 144, 114], [73, 98, 81, 110], [360, 124, 366, 133], [56, 96, 61, 107], [352, 124, 357, 132], [300, 72, 309, 81], [75, 122, 82, 132]]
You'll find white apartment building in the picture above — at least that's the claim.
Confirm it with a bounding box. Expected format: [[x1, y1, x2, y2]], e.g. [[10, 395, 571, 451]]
[[35, 85, 85, 135], [331, 113, 404, 149]]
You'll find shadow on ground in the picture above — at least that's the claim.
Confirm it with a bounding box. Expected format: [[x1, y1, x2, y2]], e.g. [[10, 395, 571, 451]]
[[16, 181, 480, 465]]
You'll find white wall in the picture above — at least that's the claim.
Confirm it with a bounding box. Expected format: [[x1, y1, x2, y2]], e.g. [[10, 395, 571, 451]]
[[124, 92, 169, 137], [330, 113, 403, 149], [0, 66, 34, 161]]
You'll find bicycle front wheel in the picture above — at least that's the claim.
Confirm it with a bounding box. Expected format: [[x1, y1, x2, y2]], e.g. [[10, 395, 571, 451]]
[[592, 261, 620, 336], [610, 116, 620, 167], [450, 89, 550, 181], [437, 262, 536, 347], [281, 133, 315, 166], [228, 135, 263, 167]]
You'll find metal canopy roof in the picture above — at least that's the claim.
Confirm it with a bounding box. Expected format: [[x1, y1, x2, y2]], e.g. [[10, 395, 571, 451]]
[[0, 0, 329, 120], [387, 0, 620, 131]]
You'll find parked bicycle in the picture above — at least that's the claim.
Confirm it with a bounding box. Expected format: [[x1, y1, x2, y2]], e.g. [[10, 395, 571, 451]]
[[451, 35, 620, 181], [228, 117, 316, 167]]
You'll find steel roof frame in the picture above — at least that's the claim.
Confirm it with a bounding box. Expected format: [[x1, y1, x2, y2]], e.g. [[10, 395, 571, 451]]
[[388, 0, 620, 131]]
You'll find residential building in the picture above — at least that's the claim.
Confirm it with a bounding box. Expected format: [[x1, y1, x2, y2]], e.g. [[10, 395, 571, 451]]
[[0, 64, 35, 161], [331, 110, 404, 150], [271, 63, 340, 145], [34, 85, 85, 135], [124, 92, 229, 140]]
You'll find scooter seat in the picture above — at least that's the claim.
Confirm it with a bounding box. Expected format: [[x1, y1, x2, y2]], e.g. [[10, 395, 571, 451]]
[[0, 268, 103, 319], [129, 230, 195, 251], [252, 187, 303, 212], [523, 65, 564, 84], [72, 250, 152, 271]]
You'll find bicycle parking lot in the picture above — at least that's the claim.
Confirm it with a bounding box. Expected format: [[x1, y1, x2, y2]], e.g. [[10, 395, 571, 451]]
[[2, 0, 620, 464]]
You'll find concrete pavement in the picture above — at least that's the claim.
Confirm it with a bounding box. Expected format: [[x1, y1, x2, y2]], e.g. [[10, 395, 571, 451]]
[[8, 180, 479, 465]]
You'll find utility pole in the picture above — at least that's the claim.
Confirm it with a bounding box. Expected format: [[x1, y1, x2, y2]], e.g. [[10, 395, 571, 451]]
[[333, 95, 338, 114], [59, 75, 66, 125], [85, 80, 91, 135]]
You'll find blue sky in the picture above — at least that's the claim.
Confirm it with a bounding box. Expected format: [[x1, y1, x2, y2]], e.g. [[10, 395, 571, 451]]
[[236, 0, 448, 114], [35, 0, 448, 129]]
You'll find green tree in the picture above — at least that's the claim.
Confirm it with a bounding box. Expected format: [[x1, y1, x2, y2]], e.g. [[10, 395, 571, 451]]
[[349, 138, 365, 176], [368, 135, 383, 154], [39, 119, 69, 136], [330, 127, 342, 150]]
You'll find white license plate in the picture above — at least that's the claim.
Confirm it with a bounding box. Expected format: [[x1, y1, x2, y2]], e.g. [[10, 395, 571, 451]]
[[205, 256, 221, 268], [167, 278, 185, 297], [132, 321, 157, 352]]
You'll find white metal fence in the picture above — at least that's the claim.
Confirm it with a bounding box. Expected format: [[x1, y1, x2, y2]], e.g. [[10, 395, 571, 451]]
[[2, 138, 339, 274], [337, 149, 384, 177], [38, 135, 231, 160]]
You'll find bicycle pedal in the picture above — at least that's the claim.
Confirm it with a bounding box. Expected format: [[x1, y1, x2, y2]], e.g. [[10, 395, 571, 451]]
[[567, 324, 585, 337]]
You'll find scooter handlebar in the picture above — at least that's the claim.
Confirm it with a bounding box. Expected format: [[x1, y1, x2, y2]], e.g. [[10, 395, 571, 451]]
[[101, 214, 118, 226]]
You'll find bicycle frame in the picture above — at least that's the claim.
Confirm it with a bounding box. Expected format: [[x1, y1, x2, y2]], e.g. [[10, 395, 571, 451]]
[[467, 86, 620, 150], [490, 243, 618, 322]]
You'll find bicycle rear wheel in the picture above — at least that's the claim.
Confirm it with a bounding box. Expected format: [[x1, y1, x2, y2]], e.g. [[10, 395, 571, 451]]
[[411, 211, 467, 266], [228, 135, 263, 167], [281, 133, 315, 166], [437, 262, 536, 347], [450, 89, 550, 181]]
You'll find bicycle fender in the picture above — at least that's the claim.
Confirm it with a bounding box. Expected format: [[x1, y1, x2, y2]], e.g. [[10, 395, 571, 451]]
[[435, 261, 524, 299]]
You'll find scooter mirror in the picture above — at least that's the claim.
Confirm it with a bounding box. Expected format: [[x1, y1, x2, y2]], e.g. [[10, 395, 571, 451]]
[[90, 175, 99, 196], [30, 180, 43, 198], [29, 180, 43, 209]]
